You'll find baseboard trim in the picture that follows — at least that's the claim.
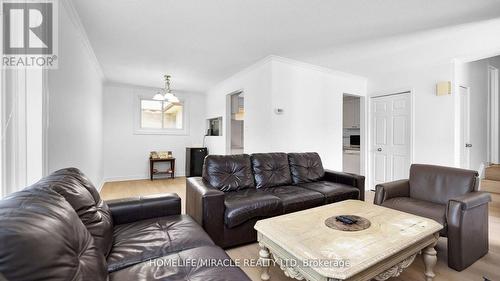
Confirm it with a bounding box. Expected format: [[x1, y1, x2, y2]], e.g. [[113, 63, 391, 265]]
[[102, 173, 186, 185], [103, 175, 148, 183]]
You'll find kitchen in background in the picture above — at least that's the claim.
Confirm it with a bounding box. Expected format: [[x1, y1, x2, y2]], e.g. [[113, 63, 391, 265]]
[[230, 92, 244, 154], [343, 95, 361, 174]]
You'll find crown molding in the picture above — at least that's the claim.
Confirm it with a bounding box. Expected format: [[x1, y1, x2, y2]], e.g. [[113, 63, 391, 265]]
[[60, 0, 105, 80], [269, 55, 367, 82], [208, 54, 367, 94], [208, 55, 274, 93]]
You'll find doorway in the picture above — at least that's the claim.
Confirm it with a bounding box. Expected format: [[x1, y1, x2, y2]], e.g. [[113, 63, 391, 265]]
[[342, 94, 361, 174], [228, 91, 244, 154], [370, 92, 412, 188], [459, 86, 471, 169]]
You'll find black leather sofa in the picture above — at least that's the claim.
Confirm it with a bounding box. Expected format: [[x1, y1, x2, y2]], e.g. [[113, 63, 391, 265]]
[[0, 168, 250, 281], [187, 152, 365, 249]]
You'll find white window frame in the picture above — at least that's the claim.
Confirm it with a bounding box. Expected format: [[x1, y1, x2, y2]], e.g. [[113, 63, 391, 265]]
[[133, 95, 189, 135]]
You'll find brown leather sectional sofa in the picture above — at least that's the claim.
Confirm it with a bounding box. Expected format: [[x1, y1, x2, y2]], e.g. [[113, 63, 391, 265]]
[[187, 152, 365, 249], [0, 168, 250, 281], [374, 164, 491, 271]]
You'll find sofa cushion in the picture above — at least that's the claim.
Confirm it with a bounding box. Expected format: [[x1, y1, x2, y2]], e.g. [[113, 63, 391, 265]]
[[251, 153, 292, 188], [224, 189, 282, 228], [109, 246, 251, 281], [0, 188, 108, 281], [288, 152, 325, 184], [203, 154, 255, 192], [381, 197, 447, 236], [299, 181, 359, 203], [261, 186, 324, 213], [33, 167, 114, 257], [409, 164, 478, 205], [107, 215, 214, 272]]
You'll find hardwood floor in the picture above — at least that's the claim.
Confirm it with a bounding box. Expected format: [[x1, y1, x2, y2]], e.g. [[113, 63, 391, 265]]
[[101, 178, 500, 281]]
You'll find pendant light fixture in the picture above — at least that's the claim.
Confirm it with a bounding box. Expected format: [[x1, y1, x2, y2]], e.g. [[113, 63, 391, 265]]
[[152, 74, 180, 103]]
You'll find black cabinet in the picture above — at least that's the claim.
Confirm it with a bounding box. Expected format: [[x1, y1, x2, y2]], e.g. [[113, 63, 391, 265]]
[[185, 147, 208, 177]]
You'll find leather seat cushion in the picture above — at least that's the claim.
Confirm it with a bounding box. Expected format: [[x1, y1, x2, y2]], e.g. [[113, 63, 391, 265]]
[[109, 246, 251, 281], [261, 186, 324, 213], [203, 154, 255, 192], [299, 181, 359, 203], [107, 215, 214, 272], [288, 153, 325, 184], [224, 189, 282, 228], [381, 197, 447, 236], [251, 153, 292, 188]]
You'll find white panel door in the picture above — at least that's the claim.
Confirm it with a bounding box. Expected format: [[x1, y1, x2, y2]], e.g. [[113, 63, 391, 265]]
[[371, 93, 411, 188], [459, 86, 471, 169]]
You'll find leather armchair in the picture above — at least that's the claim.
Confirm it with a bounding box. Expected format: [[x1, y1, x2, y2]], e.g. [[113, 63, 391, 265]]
[[374, 164, 491, 271]]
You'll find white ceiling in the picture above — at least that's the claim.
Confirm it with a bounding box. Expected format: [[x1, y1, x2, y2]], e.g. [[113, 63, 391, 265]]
[[73, 0, 500, 93]]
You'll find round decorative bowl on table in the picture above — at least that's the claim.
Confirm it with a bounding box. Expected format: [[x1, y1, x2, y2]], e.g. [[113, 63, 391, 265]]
[[325, 215, 371, 231]]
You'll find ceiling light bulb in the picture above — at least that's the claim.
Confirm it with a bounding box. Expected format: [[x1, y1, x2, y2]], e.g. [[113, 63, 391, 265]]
[[165, 92, 179, 103], [153, 93, 165, 101], [170, 95, 180, 103]]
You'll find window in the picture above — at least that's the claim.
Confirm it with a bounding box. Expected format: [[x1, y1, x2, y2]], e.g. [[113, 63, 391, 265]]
[[135, 98, 187, 134]]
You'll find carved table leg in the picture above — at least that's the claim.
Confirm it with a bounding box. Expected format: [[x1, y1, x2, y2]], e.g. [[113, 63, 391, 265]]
[[422, 240, 438, 281], [259, 243, 271, 281]]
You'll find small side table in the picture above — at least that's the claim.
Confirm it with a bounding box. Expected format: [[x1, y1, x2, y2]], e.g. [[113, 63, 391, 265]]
[[149, 158, 175, 180]]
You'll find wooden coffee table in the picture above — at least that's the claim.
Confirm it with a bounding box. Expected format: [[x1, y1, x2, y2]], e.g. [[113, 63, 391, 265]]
[[254, 200, 442, 281]]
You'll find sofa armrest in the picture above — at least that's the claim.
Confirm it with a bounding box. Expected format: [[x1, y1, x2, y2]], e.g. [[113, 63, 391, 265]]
[[186, 177, 225, 246], [323, 169, 366, 201], [446, 191, 491, 270], [106, 193, 181, 225], [448, 192, 491, 211], [374, 179, 410, 205]]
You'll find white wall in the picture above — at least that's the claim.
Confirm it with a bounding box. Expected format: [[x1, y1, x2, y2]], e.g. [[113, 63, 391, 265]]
[[205, 58, 273, 155], [368, 63, 456, 166], [47, 3, 104, 186], [205, 56, 367, 171], [103, 84, 205, 181], [270, 58, 367, 170]]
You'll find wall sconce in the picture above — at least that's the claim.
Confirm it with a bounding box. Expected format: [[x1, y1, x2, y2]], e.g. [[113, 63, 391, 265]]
[[436, 81, 451, 96]]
